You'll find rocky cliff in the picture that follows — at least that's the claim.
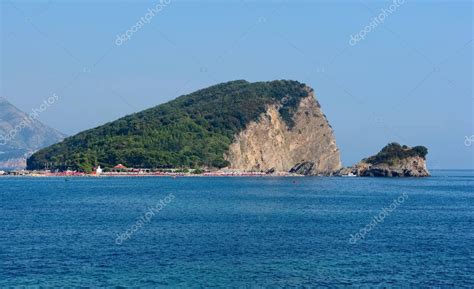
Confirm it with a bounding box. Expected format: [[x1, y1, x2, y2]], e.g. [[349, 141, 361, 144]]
[[340, 143, 430, 177], [225, 90, 341, 175]]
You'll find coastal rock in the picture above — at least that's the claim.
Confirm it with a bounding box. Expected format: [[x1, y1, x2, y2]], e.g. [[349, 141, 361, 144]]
[[349, 156, 429, 177], [290, 161, 315, 175], [341, 143, 430, 177], [224, 89, 341, 175]]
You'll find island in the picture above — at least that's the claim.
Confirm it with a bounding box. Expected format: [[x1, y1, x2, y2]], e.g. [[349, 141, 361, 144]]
[[26, 80, 341, 176], [339, 143, 430, 177]]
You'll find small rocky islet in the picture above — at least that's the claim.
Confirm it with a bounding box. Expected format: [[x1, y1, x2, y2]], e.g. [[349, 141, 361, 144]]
[[24, 80, 429, 177], [338, 143, 430, 177]]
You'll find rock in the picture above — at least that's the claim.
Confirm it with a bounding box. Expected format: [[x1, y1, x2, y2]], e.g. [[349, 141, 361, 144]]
[[289, 161, 315, 175], [340, 143, 430, 177], [224, 87, 341, 175], [265, 167, 276, 174]]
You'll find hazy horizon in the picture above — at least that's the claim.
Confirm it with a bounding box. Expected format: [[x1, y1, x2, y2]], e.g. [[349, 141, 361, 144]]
[[1, 0, 473, 169]]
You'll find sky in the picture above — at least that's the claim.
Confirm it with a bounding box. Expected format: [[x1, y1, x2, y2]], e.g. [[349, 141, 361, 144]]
[[1, 0, 473, 169]]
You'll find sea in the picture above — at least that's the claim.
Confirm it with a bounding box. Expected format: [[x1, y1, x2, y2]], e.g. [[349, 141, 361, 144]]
[[1, 170, 473, 287]]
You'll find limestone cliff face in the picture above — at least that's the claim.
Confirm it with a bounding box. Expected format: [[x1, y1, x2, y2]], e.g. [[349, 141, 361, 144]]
[[224, 89, 341, 175]]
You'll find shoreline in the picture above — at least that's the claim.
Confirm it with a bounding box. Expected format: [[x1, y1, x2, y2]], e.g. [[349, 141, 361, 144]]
[[0, 170, 308, 178]]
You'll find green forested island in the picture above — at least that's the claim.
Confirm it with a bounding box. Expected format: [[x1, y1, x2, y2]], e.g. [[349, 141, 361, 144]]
[[27, 80, 310, 172]]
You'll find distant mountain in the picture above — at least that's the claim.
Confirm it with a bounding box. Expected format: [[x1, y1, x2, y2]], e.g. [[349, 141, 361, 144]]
[[27, 80, 341, 174], [0, 98, 66, 169]]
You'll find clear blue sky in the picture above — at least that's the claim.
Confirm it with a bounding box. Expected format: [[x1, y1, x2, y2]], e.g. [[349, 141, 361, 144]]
[[1, 0, 473, 169]]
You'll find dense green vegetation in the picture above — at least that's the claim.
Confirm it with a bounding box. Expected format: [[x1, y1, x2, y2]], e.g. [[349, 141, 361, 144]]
[[363, 143, 428, 165], [27, 80, 310, 172]]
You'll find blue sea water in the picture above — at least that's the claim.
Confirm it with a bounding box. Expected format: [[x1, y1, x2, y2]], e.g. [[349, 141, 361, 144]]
[[0, 170, 473, 287]]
